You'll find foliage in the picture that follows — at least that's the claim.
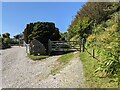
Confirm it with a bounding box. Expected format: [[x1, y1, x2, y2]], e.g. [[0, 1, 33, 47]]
[[86, 11, 120, 85], [13, 33, 24, 46], [2, 33, 10, 38], [77, 17, 93, 38], [60, 32, 68, 41], [68, 17, 93, 39], [86, 34, 96, 43], [10, 38, 19, 45], [70, 35, 79, 41], [24, 23, 34, 43], [57, 52, 74, 64], [68, 2, 120, 87], [24, 22, 61, 51], [80, 51, 118, 88], [14, 33, 23, 40], [67, 2, 119, 40], [2, 33, 11, 49]]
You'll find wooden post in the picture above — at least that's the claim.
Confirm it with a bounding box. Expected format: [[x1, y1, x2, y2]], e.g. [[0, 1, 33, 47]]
[[48, 39, 52, 55], [79, 40, 81, 52], [28, 44, 30, 54], [26, 44, 27, 53], [19, 39, 20, 47], [63, 41, 65, 51], [82, 43, 85, 52], [81, 38, 85, 52], [73, 41, 75, 48], [92, 49, 95, 58]]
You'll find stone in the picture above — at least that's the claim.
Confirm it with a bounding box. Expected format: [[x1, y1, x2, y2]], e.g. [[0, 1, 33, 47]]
[[29, 39, 46, 55]]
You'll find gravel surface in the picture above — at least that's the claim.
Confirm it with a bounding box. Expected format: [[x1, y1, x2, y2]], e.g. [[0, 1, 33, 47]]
[[2, 46, 85, 88]]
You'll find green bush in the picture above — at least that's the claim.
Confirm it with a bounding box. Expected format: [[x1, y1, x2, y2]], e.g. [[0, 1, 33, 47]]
[[24, 22, 61, 52]]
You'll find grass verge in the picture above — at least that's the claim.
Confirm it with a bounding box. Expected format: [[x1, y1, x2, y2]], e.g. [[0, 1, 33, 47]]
[[51, 52, 74, 75], [57, 52, 74, 64], [80, 50, 118, 88], [28, 54, 48, 60]]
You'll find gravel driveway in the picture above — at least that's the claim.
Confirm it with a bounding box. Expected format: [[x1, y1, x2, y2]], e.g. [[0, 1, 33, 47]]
[[2, 46, 85, 88]]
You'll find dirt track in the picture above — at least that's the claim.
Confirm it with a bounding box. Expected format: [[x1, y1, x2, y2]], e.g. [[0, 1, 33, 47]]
[[2, 46, 85, 88]]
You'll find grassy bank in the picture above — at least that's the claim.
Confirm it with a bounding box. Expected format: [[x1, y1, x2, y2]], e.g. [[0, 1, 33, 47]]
[[28, 54, 49, 60], [80, 50, 118, 88]]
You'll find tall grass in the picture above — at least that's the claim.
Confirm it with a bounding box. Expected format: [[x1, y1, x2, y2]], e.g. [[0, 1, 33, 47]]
[[80, 50, 118, 88]]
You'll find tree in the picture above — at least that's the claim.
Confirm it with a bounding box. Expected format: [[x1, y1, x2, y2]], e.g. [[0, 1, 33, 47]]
[[14, 33, 23, 40], [67, 2, 119, 40], [2, 32, 11, 49], [60, 32, 68, 41], [23, 22, 61, 51], [23, 23, 34, 44], [2, 33, 10, 38], [14, 33, 24, 46]]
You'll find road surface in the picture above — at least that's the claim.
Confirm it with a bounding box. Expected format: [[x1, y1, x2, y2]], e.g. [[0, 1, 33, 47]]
[[2, 46, 85, 88]]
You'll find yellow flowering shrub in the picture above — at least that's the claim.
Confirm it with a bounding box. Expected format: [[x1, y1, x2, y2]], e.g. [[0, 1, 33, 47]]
[[106, 24, 118, 33], [87, 34, 96, 43]]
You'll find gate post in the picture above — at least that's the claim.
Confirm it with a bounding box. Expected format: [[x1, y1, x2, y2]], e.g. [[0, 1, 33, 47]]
[[82, 38, 85, 52], [79, 40, 81, 52], [48, 39, 52, 55]]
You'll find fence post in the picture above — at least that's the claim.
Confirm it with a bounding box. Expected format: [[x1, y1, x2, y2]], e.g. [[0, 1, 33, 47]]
[[48, 39, 52, 55], [92, 49, 95, 58], [79, 40, 81, 52], [82, 44, 85, 52], [26, 44, 27, 53], [81, 38, 85, 52]]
